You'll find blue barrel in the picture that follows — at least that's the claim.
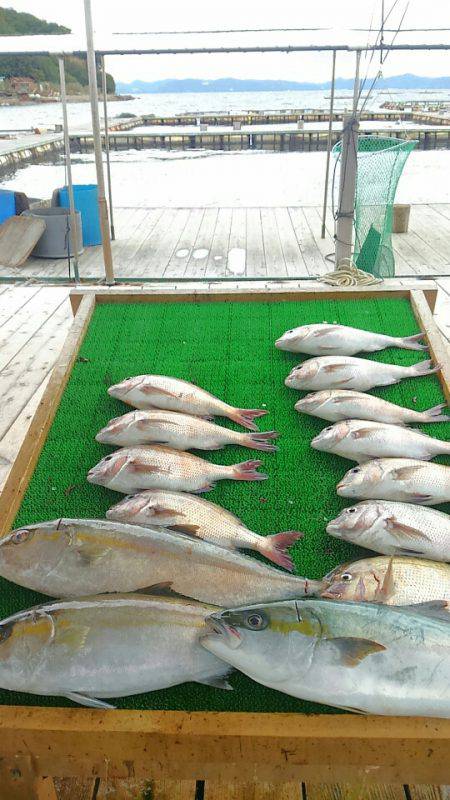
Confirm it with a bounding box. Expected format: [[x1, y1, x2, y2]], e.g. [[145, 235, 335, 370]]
[[0, 189, 16, 225], [59, 184, 101, 246]]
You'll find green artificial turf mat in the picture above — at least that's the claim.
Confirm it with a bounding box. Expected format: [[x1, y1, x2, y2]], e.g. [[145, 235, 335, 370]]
[[5, 295, 450, 713]]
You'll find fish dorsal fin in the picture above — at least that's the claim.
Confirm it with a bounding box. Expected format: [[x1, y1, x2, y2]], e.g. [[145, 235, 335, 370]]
[[374, 557, 395, 603], [399, 600, 450, 622], [331, 637, 386, 667]]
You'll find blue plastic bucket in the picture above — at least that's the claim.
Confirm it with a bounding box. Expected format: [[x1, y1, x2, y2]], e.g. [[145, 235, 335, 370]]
[[0, 189, 16, 224], [59, 184, 101, 246]]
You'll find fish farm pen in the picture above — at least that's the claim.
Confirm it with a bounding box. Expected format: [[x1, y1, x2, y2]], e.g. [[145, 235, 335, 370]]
[[70, 126, 450, 153], [0, 285, 449, 787]]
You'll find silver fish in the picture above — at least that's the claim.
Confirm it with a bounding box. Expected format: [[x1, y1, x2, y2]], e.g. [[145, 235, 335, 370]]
[[201, 598, 450, 717], [0, 593, 232, 709], [96, 410, 278, 452], [108, 375, 267, 431], [337, 458, 450, 505], [327, 500, 450, 562], [285, 356, 439, 392], [107, 489, 302, 571], [295, 389, 450, 426], [275, 323, 427, 356], [87, 445, 268, 494], [0, 519, 322, 603], [311, 419, 450, 463]]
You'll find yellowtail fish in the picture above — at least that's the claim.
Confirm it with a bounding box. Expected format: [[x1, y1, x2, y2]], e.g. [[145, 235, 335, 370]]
[[327, 500, 450, 562], [96, 410, 278, 452], [0, 593, 232, 709], [311, 419, 450, 463], [276, 323, 427, 356], [0, 519, 322, 602], [320, 555, 450, 606], [201, 598, 450, 717], [108, 375, 267, 431], [285, 357, 439, 392], [87, 445, 268, 494], [337, 458, 450, 505], [295, 390, 450, 426], [107, 489, 302, 571]]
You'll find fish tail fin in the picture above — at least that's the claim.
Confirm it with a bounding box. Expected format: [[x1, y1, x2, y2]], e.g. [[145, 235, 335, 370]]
[[231, 459, 268, 481], [259, 531, 304, 571], [398, 332, 428, 351], [242, 430, 279, 452], [410, 359, 441, 377], [228, 408, 268, 431], [422, 403, 450, 422]]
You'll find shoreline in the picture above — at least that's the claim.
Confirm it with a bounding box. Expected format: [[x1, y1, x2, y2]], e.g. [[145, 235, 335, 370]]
[[0, 94, 132, 107]]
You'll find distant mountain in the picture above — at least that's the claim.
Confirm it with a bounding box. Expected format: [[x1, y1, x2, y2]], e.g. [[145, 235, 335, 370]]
[[116, 75, 450, 94], [0, 7, 115, 93]]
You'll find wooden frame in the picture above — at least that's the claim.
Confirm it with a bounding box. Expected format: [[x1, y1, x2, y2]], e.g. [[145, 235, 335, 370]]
[[1, 281, 450, 786]]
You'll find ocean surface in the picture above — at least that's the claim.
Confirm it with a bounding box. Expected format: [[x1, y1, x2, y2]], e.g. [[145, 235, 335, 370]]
[[0, 87, 449, 130]]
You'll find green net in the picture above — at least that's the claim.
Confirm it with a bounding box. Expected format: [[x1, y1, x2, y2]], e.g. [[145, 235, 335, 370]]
[[333, 135, 417, 278]]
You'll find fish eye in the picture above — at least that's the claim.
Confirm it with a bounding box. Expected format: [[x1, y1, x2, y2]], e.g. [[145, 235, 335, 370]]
[[104, 456, 113, 462], [12, 529, 31, 545], [347, 507, 357, 514], [351, 468, 360, 474], [0, 623, 12, 642], [323, 426, 333, 432], [244, 612, 268, 631], [341, 572, 353, 582]]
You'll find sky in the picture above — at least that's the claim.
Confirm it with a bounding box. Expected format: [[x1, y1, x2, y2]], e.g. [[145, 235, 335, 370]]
[[5, 0, 450, 83]]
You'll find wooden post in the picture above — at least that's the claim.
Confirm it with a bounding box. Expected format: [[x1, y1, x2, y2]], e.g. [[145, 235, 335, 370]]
[[334, 50, 361, 266], [58, 57, 80, 282], [83, 0, 115, 284], [101, 55, 115, 241], [321, 49, 336, 238]]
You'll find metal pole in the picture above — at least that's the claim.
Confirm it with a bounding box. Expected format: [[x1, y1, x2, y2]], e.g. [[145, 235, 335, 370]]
[[58, 57, 80, 282], [321, 49, 336, 239], [101, 54, 115, 240], [335, 49, 361, 266], [83, 0, 115, 283]]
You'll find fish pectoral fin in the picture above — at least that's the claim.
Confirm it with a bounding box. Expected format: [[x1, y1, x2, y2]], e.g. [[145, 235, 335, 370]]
[[395, 546, 426, 556], [197, 673, 234, 691], [140, 385, 178, 398], [75, 541, 111, 565], [391, 465, 425, 480], [56, 624, 90, 651], [134, 581, 196, 603], [331, 637, 386, 667], [323, 363, 347, 373], [167, 523, 200, 537], [385, 517, 431, 541], [351, 428, 375, 440], [128, 462, 168, 474], [64, 692, 116, 710]]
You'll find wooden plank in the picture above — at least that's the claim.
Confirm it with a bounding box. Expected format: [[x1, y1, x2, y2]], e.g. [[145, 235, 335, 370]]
[[274, 207, 308, 277], [226, 208, 247, 277], [260, 208, 287, 277], [0, 285, 42, 327], [137, 208, 192, 279], [0, 293, 95, 537], [204, 782, 302, 800], [205, 207, 232, 278], [288, 207, 328, 277], [0, 216, 46, 269], [0, 373, 49, 493], [245, 208, 266, 278], [0, 287, 68, 372], [305, 785, 405, 799], [0, 298, 73, 440], [164, 208, 205, 278], [184, 208, 219, 277], [410, 289, 450, 405]]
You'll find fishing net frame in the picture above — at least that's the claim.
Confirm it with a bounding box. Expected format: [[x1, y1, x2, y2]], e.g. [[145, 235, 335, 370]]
[[333, 135, 417, 279]]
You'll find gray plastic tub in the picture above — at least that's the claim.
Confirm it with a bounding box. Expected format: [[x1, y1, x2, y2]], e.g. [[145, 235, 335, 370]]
[[23, 207, 84, 258]]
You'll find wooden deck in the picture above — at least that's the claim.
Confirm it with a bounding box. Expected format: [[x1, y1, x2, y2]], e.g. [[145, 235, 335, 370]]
[[0, 279, 449, 800], [2, 203, 450, 282]]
